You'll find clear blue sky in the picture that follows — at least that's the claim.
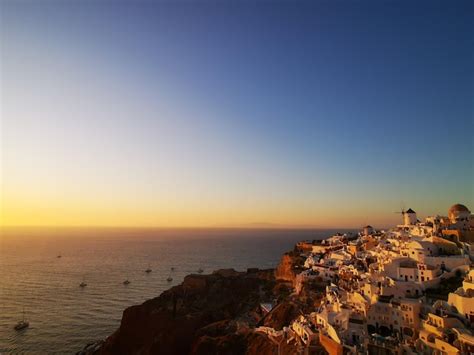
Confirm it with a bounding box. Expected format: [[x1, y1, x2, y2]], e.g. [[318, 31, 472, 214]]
[[1, 0, 473, 228]]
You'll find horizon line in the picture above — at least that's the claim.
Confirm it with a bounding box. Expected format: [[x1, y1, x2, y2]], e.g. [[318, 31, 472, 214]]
[[0, 224, 369, 230]]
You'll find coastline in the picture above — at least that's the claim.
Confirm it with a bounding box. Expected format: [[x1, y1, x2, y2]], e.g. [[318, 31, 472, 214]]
[[78, 249, 309, 355], [78, 207, 474, 355]]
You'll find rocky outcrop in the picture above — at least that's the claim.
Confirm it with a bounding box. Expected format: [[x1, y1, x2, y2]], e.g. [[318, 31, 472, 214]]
[[274, 252, 305, 283], [261, 301, 302, 330], [96, 269, 276, 355], [83, 252, 318, 355], [190, 320, 247, 355], [190, 321, 300, 355]]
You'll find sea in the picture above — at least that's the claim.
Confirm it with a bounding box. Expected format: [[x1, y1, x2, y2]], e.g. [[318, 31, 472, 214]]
[[0, 227, 351, 354]]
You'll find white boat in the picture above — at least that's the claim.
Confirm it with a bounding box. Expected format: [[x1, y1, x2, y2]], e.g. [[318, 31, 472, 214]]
[[14, 310, 29, 331]]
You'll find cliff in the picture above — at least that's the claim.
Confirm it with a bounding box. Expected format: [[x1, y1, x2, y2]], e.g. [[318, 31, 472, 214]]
[[94, 268, 282, 355], [274, 252, 305, 284], [81, 251, 318, 355]]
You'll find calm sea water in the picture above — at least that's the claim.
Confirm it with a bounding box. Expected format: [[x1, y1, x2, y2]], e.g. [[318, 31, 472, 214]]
[[0, 227, 346, 354]]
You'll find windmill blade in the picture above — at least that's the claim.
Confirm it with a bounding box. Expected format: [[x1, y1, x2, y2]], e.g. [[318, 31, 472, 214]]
[[400, 201, 406, 212]]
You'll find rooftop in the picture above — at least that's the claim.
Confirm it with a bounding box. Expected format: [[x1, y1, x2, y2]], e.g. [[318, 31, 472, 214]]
[[449, 204, 470, 213]]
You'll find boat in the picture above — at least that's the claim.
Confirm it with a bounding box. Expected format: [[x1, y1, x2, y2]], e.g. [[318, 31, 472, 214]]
[[166, 276, 173, 282], [57, 254, 62, 258], [197, 268, 204, 274], [145, 268, 152, 273], [170, 267, 175, 271], [123, 279, 130, 285], [14, 320, 29, 331], [79, 277, 87, 288], [14, 309, 29, 331]]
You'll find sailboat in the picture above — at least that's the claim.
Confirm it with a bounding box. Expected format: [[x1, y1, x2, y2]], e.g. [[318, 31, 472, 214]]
[[14, 309, 29, 331], [166, 269, 173, 282]]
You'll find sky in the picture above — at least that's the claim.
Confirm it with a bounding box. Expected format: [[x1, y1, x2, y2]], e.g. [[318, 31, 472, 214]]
[[0, 0, 473, 229]]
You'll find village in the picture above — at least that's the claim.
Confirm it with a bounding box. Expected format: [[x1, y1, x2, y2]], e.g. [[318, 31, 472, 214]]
[[258, 204, 474, 354]]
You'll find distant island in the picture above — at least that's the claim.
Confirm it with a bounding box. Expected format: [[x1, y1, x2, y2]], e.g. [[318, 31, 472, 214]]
[[80, 204, 474, 354]]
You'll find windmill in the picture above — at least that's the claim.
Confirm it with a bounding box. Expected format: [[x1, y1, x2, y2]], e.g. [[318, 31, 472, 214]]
[[394, 202, 406, 224]]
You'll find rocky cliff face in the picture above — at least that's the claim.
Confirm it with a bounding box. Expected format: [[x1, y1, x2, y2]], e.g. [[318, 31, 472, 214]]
[[274, 252, 305, 284], [95, 268, 278, 355], [84, 253, 315, 355]]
